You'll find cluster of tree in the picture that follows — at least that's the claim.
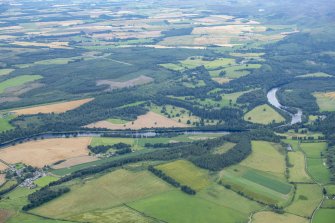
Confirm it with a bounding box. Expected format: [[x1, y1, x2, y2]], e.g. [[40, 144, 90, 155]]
[[0, 182, 19, 196], [236, 89, 268, 110], [22, 186, 70, 211], [148, 166, 196, 195], [88, 145, 111, 154]]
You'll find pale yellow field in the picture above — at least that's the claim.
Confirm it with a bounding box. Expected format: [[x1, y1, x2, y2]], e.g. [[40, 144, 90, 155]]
[[252, 211, 308, 223], [0, 138, 92, 167], [11, 41, 70, 49], [0, 174, 5, 185], [0, 162, 8, 171], [212, 77, 231, 84], [86, 111, 188, 130], [11, 98, 93, 115], [52, 155, 98, 169]]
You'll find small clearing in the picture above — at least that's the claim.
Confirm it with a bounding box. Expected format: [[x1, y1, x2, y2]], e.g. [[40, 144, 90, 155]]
[[97, 75, 153, 91], [86, 111, 188, 130]]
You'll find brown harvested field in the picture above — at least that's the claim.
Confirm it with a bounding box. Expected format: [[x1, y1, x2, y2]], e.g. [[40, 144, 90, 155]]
[[97, 75, 153, 91], [86, 111, 188, 130], [324, 92, 335, 99], [0, 209, 12, 223], [0, 162, 8, 171], [11, 98, 93, 115], [0, 137, 92, 168], [0, 174, 6, 185], [52, 155, 98, 169]]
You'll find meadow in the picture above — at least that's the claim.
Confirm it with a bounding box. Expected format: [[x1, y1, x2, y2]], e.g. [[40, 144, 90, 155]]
[[287, 151, 312, 182], [313, 209, 335, 223], [253, 211, 308, 223], [0, 75, 42, 94], [244, 104, 285, 124], [313, 92, 335, 112]]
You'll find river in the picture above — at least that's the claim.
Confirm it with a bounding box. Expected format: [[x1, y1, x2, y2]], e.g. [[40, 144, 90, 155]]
[[267, 88, 302, 125]]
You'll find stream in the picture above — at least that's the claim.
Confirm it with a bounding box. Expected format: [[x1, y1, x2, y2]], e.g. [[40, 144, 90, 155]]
[[267, 88, 302, 125]]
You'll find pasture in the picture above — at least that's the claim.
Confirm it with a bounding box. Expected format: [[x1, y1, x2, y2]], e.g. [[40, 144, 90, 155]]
[[252, 211, 308, 223], [86, 111, 188, 130], [240, 141, 286, 176], [314, 92, 335, 112], [68, 206, 156, 223], [300, 142, 327, 158], [0, 69, 14, 76], [156, 160, 211, 191], [244, 104, 285, 124], [313, 209, 335, 223], [0, 137, 91, 167], [90, 137, 143, 150], [285, 184, 322, 217], [129, 190, 246, 223], [287, 151, 312, 182], [32, 169, 172, 218], [0, 114, 15, 132], [34, 176, 59, 187], [11, 98, 93, 115], [0, 75, 42, 94]]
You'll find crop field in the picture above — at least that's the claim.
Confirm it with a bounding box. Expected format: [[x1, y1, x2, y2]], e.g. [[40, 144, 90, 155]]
[[313, 209, 335, 223], [0, 75, 42, 94], [11, 98, 93, 115], [244, 104, 285, 124], [156, 160, 211, 191], [240, 141, 286, 176], [314, 92, 335, 112], [219, 166, 292, 205], [252, 211, 308, 223], [0, 137, 91, 167], [86, 111, 188, 130], [285, 184, 322, 217], [32, 169, 172, 218], [67, 206, 156, 223], [287, 151, 312, 182], [51, 155, 98, 169], [129, 190, 246, 223]]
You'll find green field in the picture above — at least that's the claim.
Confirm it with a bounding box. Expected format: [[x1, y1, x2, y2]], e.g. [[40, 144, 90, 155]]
[[287, 151, 312, 182], [244, 104, 285, 124], [313, 209, 335, 223], [32, 169, 172, 218], [300, 142, 330, 184], [6, 212, 75, 223], [156, 160, 211, 191], [129, 190, 246, 223], [212, 142, 236, 154], [68, 205, 156, 223], [34, 176, 58, 187], [106, 118, 129, 124], [0, 114, 15, 132], [313, 92, 335, 112], [90, 137, 144, 150], [240, 141, 286, 176], [219, 166, 292, 205], [285, 184, 322, 217], [0, 75, 42, 94]]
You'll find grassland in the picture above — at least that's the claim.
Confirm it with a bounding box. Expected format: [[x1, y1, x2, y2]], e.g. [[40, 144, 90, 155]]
[[67, 206, 156, 223], [129, 190, 246, 223], [34, 176, 59, 187], [314, 92, 335, 112], [11, 98, 93, 115], [156, 160, 211, 191], [0, 75, 42, 94], [107, 118, 129, 124], [298, 72, 332, 78], [90, 137, 144, 151], [285, 184, 322, 217], [244, 104, 285, 124], [32, 169, 172, 218], [240, 141, 286, 176], [313, 209, 335, 223], [253, 211, 308, 223], [0, 69, 14, 76], [287, 151, 312, 182], [0, 114, 15, 132], [213, 142, 236, 154], [0, 137, 91, 167], [300, 142, 330, 184]]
